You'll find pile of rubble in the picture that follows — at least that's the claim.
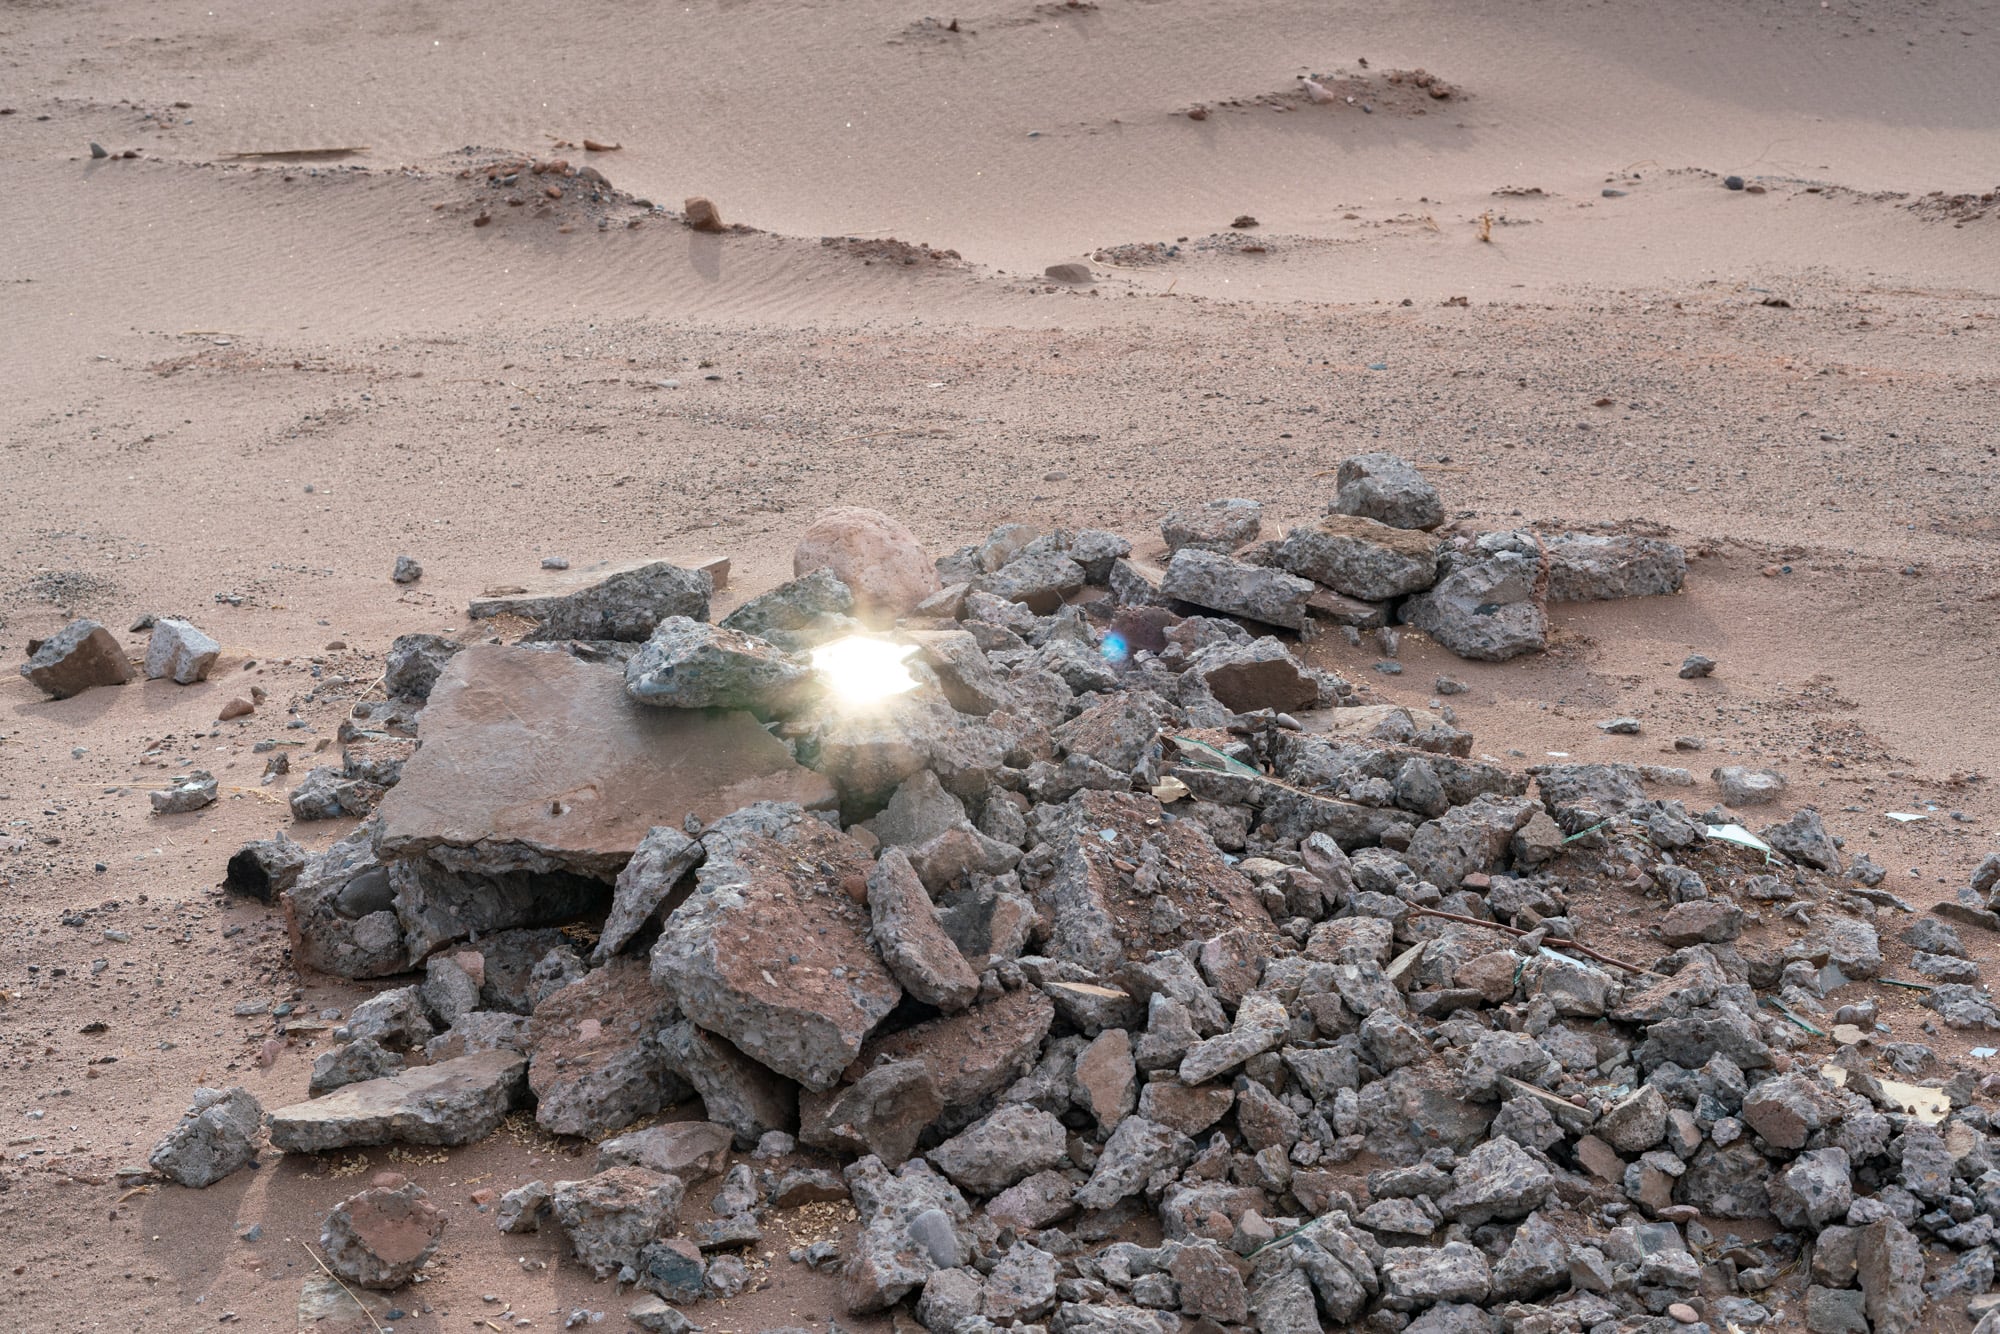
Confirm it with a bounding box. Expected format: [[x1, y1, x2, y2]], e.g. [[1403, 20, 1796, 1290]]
[[135, 457, 2000, 1334]]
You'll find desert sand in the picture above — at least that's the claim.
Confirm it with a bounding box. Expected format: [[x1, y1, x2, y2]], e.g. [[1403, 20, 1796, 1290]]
[[2, 0, 1998, 1329]]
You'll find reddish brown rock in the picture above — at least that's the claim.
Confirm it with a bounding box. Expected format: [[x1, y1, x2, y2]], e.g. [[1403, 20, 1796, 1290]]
[[794, 506, 940, 619], [1071, 1029, 1137, 1132], [527, 957, 685, 1137], [653, 805, 900, 1091], [376, 646, 834, 879], [845, 987, 1054, 1116]]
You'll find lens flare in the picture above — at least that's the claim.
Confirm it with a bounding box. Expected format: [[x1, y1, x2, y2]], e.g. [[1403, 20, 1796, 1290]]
[[1099, 632, 1130, 663], [810, 636, 921, 706]]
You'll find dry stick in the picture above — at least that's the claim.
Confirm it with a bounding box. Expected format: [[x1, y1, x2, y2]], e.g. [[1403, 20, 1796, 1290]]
[[1406, 906, 1657, 976], [299, 1241, 387, 1334]]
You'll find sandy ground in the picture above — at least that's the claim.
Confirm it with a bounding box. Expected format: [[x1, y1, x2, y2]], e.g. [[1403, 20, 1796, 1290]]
[[2, 0, 1998, 1329]]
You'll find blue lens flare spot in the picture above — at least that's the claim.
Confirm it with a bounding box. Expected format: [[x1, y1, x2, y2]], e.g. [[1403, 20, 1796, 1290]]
[[1100, 632, 1129, 663]]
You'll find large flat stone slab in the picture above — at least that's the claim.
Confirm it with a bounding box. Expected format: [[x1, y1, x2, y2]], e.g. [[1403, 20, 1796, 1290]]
[[375, 647, 836, 878], [267, 1049, 528, 1153]]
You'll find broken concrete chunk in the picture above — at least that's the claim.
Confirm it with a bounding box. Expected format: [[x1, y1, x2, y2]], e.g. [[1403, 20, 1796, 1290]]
[[868, 846, 981, 1012], [322, 1180, 445, 1289], [468, 559, 711, 641], [594, 824, 705, 963], [1161, 499, 1263, 555], [143, 618, 220, 683], [527, 957, 684, 1137], [266, 1049, 528, 1153], [1544, 532, 1686, 601], [552, 1166, 687, 1279], [719, 568, 858, 650], [1161, 547, 1314, 630], [925, 1102, 1069, 1195], [1276, 514, 1440, 601], [1401, 535, 1547, 662], [148, 1086, 263, 1188], [623, 617, 814, 711], [652, 803, 901, 1091], [1329, 452, 1446, 531]]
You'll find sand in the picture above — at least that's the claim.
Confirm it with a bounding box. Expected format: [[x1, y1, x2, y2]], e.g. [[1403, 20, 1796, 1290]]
[[1, 0, 1997, 1328]]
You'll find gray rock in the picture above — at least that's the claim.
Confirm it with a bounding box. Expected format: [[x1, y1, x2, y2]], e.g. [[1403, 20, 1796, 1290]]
[[1491, 1210, 1567, 1299], [868, 847, 980, 1011], [1072, 529, 1132, 583], [423, 1010, 529, 1062], [1161, 498, 1263, 555], [148, 1086, 262, 1187], [594, 825, 705, 963], [1379, 1241, 1493, 1310], [143, 618, 220, 683], [1806, 1285, 1870, 1334], [918, 1266, 986, 1332], [1713, 765, 1787, 806], [468, 559, 712, 641], [1400, 536, 1547, 662], [1403, 793, 1538, 888], [633, 1239, 708, 1302], [19, 619, 132, 698], [1178, 992, 1289, 1084], [1161, 548, 1315, 630], [1182, 636, 1318, 714], [926, 1103, 1068, 1195], [1679, 654, 1716, 679], [288, 764, 376, 821], [1741, 1071, 1845, 1149], [978, 552, 1087, 614], [1436, 1136, 1553, 1225], [1924, 983, 2000, 1029], [624, 617, 812, 711], [392, 554, 424, 583], [322, 1181, 444, 1288], [421, 951, 482, 1027], [551, 1166, 686, 1279], [1763, 808, 1842, 871], [497, 1179, 551, 1233], [266, 1049, 527, 1152], [651, 804, 900, 1091], [1277, 514, 1441, 601], [986, 1169, 1078, 1232], [382, 633, 462, 702], [1770, 1148, 1853, 1230], [627, 1295, 697, 1334], [659, 1020, 799, 1146], [1598, 1085, 1668, 1153], [1248, 1267, 1322, 1334], [1169, 1240, 1248, 1323], [967, 1245, 1049, 1322], [151, 769, 218, 814], [843, 1218, 937, 1314], [1329, 453, 1446, 531], [1543, 533, 1686, 601], [862, 769, 968, 849], [1073, 1117, 1194, 1211], [719, 568, 857, 650], [1856, 1217, 1926, 1334], [310, 1037, 404, 1094]]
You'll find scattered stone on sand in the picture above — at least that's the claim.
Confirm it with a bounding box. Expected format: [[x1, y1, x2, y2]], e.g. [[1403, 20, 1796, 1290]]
[[142, 617, 220, 683], [151, 769, 218, 814], [148, 1086, 262, 1187], [20, 618, 132, 697], [1714, 764, 1788, 806], [685, 196, 725, 231], [392, 554, 424, 583], [1679, 653, 1716, 679]]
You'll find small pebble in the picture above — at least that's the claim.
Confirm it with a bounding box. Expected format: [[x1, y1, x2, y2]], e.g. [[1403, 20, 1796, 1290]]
[[540, 557, 570, 570]]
